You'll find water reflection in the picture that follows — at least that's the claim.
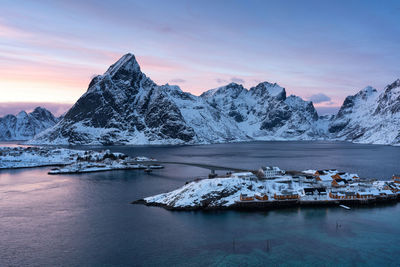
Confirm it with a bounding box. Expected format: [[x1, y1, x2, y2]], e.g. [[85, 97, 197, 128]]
[[1, 141, 400, 266]]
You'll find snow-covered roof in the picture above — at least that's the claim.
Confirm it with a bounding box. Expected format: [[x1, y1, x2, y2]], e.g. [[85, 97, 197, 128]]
[[230, 172, 255, 178]]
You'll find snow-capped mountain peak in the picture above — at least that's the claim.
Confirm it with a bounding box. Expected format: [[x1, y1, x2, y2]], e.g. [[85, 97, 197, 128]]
[[201, 83, 245, 99], [25, 53, 400, 146], [105, 53, 141, 77], [250, 82, 286, 101], [16, 111, 28, 119], [0, 107, 58, 141]]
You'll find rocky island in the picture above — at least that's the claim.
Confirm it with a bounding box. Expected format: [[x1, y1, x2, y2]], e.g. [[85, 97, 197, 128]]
[[134, 167, 400, 210]]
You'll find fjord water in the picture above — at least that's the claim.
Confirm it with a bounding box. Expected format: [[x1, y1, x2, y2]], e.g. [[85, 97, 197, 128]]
[[1, 141, 400, 266]]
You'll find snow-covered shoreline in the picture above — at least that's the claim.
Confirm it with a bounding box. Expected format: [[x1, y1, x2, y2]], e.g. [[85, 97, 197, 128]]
[[135, 169, 400, 211], [0, 146, 163, 174]]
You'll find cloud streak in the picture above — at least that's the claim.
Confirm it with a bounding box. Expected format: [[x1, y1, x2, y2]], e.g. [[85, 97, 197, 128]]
[[0, 0, 398, 109], [308, 93, 331, 104]]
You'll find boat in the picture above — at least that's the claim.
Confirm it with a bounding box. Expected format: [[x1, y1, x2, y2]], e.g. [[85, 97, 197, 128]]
[[148, 165, 164, 169], [339, 204, 351, 210]]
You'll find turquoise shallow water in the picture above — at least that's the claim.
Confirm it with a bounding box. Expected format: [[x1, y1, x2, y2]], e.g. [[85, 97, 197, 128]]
[[1, 141, 400, 266]]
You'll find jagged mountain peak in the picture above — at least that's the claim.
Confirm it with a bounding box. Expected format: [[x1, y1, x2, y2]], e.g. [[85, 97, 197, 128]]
[[385, 78, 400, 92], [250, 82, 286, 101], [354, 86, 378, 101], [105, 53, 141, 77], [31, 106, 53, 116], [361, 85, 377, 94], [16, 111, 28, 118], [200, 82, 245, 99], [85, 53, 151, 95]]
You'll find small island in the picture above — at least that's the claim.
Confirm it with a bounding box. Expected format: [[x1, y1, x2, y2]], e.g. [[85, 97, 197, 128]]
[[133, 167, 400, 210], [0, 146, 163, 174]]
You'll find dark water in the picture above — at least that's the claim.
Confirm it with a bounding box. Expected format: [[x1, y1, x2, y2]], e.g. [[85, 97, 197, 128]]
[[1, 141, 400, 266]]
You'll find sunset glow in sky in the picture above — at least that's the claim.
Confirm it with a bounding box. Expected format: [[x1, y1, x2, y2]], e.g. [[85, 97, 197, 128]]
[[1, 0, 399, 116]]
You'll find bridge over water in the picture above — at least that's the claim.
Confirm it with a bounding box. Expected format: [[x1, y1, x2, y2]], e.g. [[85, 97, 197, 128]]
[[128, 160, 251, 174]]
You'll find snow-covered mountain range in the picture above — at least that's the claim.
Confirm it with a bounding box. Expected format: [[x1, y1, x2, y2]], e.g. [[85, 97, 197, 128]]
[[27, 53, 399, 146], [329, 79, 400, 145], [0, 107, 58, 141]]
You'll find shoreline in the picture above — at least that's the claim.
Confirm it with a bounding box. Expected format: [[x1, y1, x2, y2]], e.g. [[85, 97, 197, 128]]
[[132, 196, 400, 211]]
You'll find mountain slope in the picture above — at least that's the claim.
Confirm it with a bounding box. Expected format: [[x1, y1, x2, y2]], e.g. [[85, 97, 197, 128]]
[[0, 107, 58, 140], [200, 82, 323, 140], [31, 53, 325, 145], [329, 79, 400, 145]]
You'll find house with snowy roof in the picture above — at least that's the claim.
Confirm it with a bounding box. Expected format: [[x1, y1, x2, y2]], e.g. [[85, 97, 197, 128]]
[[257, 166, 285, 179], [332, 179, 348, 187]]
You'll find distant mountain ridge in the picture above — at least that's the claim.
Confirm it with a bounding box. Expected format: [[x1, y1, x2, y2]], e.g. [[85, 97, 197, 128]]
[[0, 107, 58, 140], [329, 79, 400, 145], [28, 53, 400, 146]]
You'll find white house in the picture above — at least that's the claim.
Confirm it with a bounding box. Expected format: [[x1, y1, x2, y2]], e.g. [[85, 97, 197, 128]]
[[258, 166, 285, 179]]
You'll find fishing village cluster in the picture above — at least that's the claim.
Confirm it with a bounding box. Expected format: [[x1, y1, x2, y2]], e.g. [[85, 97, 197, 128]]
[[236, 167, 400, 206], [139, 166, 400, 210]]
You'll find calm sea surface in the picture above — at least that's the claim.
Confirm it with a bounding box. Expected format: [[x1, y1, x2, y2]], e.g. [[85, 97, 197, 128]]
[[1, 141, 400, 266]]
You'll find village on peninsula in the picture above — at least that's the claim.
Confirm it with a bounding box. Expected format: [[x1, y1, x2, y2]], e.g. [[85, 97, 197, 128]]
[[135, 165, 400, 210]]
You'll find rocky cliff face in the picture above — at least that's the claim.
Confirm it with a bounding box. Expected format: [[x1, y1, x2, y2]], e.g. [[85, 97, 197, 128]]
[[0, 107, 58, 140], [28, 53, 400, 146], [329, 79, 400, 145]]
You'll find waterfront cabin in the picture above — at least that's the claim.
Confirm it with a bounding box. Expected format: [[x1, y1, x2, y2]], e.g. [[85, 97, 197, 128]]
[[329, 191, 344, 199], [379, 190, 396, 199], [330, 191, 357, 200], [254, 193, 269, 201], [344, 191, 357, 199], [240, 193, 254, 201], [356, 191, 374, 199], [304, 188, 327, 196], [274, 190, 299, 200], [330, 191, 352, 200], [332, 179, 348, 187]]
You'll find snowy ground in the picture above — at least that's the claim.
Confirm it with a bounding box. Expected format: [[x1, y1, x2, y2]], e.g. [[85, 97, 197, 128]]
[[0, 146, 162, 174], [142, 169, 397, 210], [0, 146, 83, 169]]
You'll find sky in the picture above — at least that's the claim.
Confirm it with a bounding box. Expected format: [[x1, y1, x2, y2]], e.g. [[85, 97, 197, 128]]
[[0, 0, 399, 116]]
